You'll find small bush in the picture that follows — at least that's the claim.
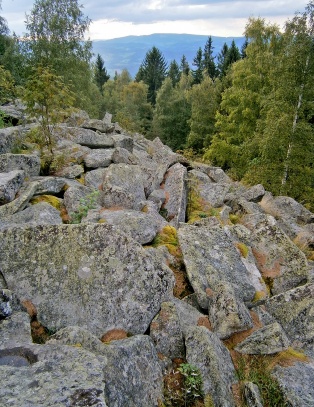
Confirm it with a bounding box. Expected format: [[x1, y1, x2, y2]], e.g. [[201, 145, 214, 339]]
[[70, 191, 100, 224]]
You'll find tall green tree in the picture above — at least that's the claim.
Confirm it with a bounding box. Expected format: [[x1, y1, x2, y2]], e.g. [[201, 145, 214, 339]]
[[135, 46, 168, 105], [203, 36, 217, 79], [152, 75, 192, 150], [187, 77, 222, 151], [168, 59, 181, 86], [217, 42, 229, 77], [94, 54, 110, 94], [180, 54, 190, 76], [192, 47, 203, 84]]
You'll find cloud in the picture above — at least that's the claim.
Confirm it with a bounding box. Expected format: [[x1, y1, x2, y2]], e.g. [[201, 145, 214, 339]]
[[1, 0, 309, 39]]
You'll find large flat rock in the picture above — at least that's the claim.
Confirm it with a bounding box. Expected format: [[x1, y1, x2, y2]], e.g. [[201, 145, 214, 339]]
[[0, 224, 174, 337]]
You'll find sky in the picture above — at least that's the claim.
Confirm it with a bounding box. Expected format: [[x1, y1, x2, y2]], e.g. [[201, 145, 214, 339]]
[[1, 0, 309, 40]]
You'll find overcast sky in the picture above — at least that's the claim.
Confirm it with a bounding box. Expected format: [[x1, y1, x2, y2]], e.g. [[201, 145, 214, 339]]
[[1, 0, 309, 40]]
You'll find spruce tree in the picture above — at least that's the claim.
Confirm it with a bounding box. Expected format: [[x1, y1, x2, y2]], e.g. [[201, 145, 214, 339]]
[[180, 55, 190, 76], [168, 59, 181, 86], [192, 47, 203, 84], [94, 54, 110, 94], [203, 36, 217, 79]]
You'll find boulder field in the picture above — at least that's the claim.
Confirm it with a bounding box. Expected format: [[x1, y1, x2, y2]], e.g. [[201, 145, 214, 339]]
[[0, 104, 313, 406]]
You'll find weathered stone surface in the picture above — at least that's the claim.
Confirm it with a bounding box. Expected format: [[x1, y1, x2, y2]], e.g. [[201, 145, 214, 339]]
[[235, 322, 290, 354], [148, 189, 167, 208], [32, 176, 66, 195], [243, 184, 265, 203], [65, 109, 90, 127], [188, 169, 230, 208], [112, 147, 137, 164], [0, 224, 174, 336], [0, 153, 41, 177], [0, 343, 108, 406], [82, 118, 115, 133], [243, 214, 309, 295], [98, 208, 161, 244], [0, 312, 32, 348], [85, 168, 107, 189], [101, 164, 146, 210], [84, 149, 114, 168], [0, 102, 26, 124], [55, 163, 84, 178], [49, 327, 164, 407], [191, 164, 232, 184], [111, 134, 134, 152], [163, 163, 187, 227], [185, 326, 237, 406], [243, 382, 263, 407], [0, 180, 39, 218], [0, 289, 13, 318], [178, 223, 255, 308], [65, 126, 115, 148], [265, 283, 314, 352], [208, 282, 253, 339], [150, 301, 185, 360], [273, 361, 314, 407], [0, 202, 62, 230], [63, 184, 97, 217], [0, 170, 25, 204], [54, 138, 90, 163]]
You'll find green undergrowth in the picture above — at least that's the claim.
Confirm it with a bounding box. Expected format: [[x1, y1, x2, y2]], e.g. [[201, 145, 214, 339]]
[[152, 225, 182, 259]]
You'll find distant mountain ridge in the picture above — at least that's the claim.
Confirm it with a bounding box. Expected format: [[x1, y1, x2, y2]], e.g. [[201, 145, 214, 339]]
[[92, 33, 245, 78]]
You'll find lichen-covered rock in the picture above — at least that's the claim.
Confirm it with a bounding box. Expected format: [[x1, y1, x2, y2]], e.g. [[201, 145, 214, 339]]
[[0, 180, 40, 218], [85, 168, 107, 189], [0, 125, 30, 154], [32, 176, 66, 195], [243, 215, 309, 295], [0, 343, 108, 406], [273, 361, 314, 407], [82, 118, 115, 133], [178, 223, 255, 308], [112, 147, 137, 164], [63, 184, 98, 216], [98, 208, 161, 244], [0, 202, 62, 230], [208, 282, 253, 339], [65, 126, 115, 147], [111, 134, 134, 152], [55, 163, 84, 178], [101, 164, 146, 210], [243, 382, 263, 407], [243, 184, 265, 203], [84, 149, 114, 168], [0, 153, 41, 177], [0, 170, 25, 204], [265, 283, 314, 353], [163, 163, 187, 228], [0, 224, 174, 336], [0, 289, 13, 318], [0, 312, 32, 348], [50, 327, 164, 407], [185, 326, 237, 406], [234, 322, 290, 354], [188, 169, 230, 208], [150, 301, 185, 360]]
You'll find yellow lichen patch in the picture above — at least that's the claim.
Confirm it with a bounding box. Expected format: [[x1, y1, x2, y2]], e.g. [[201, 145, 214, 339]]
[[252, 290, 267, 302], [267, 347, 309, 369], [76, 174, 85, 185], [30, 194, 62, 210], [235, 242, 249, 258], [141, 205, 149, 213], [98, 219, 106, 224], [229, 214, 240, 224]]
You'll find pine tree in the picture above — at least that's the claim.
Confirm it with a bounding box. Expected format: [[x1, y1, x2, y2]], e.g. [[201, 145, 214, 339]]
[[168, 60, 180, 86], [180, 54, 190, 76], [135, 46, 168, 105], [203, 36, 217, 79], [217, 43, 229, 77], [94, 54, 110, 94], [192, 47, 203, 84]]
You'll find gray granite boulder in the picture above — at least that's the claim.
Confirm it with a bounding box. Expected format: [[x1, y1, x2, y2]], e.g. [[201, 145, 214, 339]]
[[0, 202, 62, 230], [150, 301, 185, 360], [0, 343, 108, 406], [0, 224, 174, 336], [97, 208, 161, 244], [273, 361, 314, 407], [82, 118, 115, 133], [84, 149, 114, 168], [265, 283, 314, 354], [64, 126, 115, 148], [55, 163, 84, 178], [32, 176, 66, 195], [111, 134, 134, 152], [0, 153, 41, 177], [208, 282, 253, 339], [243, 382, 263, 407], [63, 183, 98, 218], [0, 125, 30, 154], [112, 147, 137, 164], [178, 223, 255, 308], [0, 312, 32, 348], [0, 289, 13, 318], [0, 180, 40, 218], [101, 164, 146, 210], [243, 214, 309, 295], [163, 163, 187, 227], [85, 167, 107, 189], [0, 170, 25, 204], [185, 326, 237, 406], [234, 322, 290, 354]]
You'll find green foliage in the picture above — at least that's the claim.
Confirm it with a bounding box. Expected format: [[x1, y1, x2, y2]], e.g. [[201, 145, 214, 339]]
[[151, 75, 192, 150], [94, 53, 110, 94], [178, 363, 204, 405], [203, 36, 217, 79], [192, 47, 203, 84], [22, 66, 75, 173], [168, 59, 181, 86], [0, 64, 15, 104], [136, 46, 168, 105], [70, 190, 100, 224]]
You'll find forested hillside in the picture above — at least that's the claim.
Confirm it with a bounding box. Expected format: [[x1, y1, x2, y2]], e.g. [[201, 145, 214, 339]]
[[1, 0, 314, 208]]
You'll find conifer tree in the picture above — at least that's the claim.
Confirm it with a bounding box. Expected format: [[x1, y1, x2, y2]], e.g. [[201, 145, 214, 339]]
[[192, 47, 203, 84], [203, 36, 217, 79], [135, 46, 168, 105], [94, 54, 110, 94], [180, 54, 190, 76], [168, 59, 181, 86]]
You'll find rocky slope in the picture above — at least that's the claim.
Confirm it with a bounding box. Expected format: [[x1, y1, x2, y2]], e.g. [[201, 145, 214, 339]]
[[0, 103, 313, 407]]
